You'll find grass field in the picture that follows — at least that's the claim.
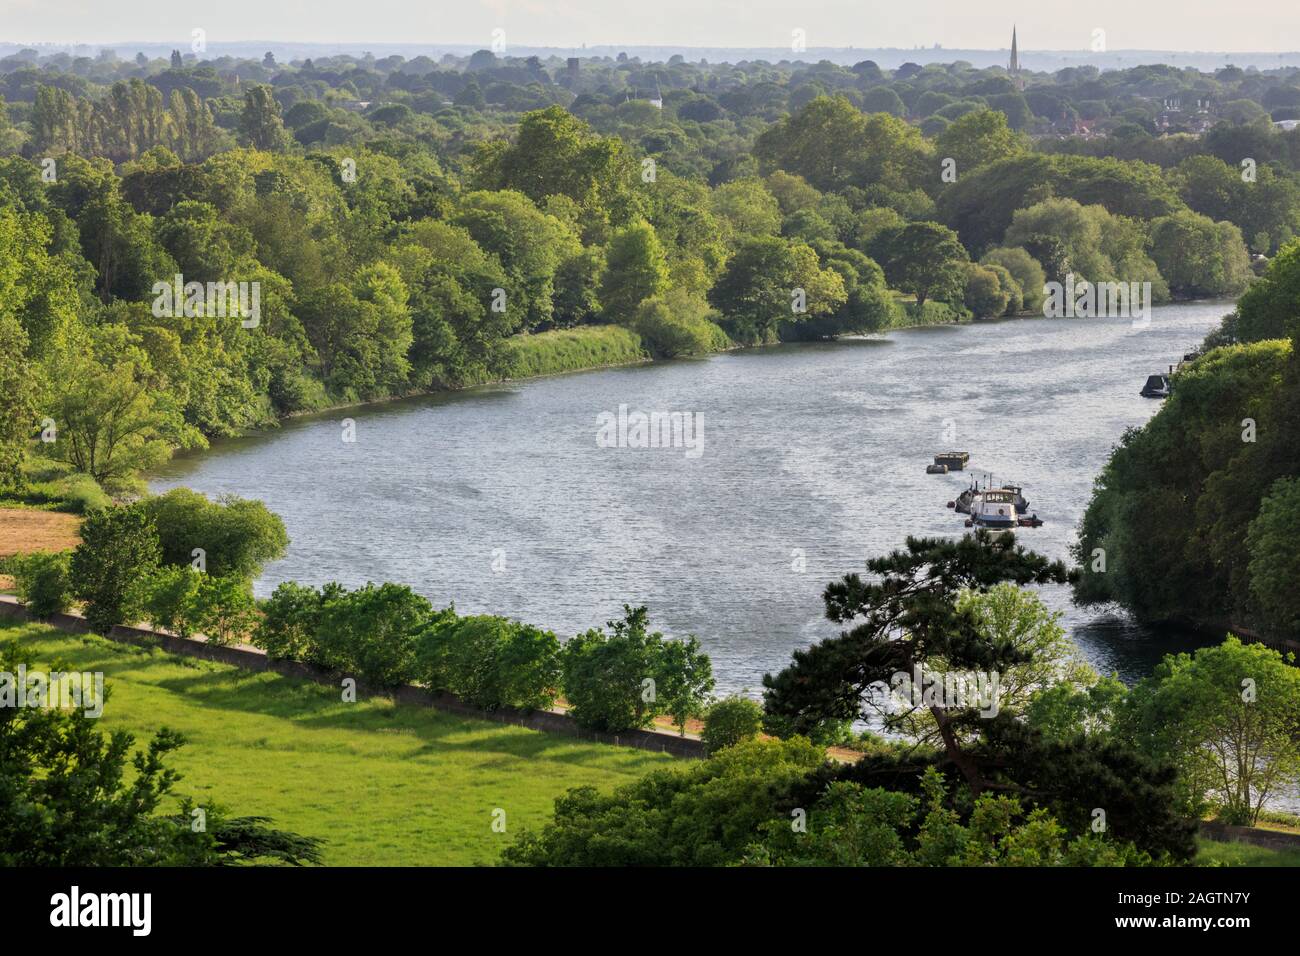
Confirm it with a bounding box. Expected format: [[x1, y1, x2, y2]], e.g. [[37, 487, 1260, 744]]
[[4, 619, 673, 866], [1195, 837, 1300, 867]]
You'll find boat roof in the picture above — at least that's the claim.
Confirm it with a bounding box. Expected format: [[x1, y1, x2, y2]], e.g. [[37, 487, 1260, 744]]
[[977, 490, 1017, 501]]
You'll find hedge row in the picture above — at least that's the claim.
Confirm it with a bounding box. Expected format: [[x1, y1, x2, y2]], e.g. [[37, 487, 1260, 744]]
[[255, 582, 716, 735]]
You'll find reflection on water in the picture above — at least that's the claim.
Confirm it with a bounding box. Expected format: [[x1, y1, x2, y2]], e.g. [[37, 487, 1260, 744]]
[[153, 303, 1234, 694]]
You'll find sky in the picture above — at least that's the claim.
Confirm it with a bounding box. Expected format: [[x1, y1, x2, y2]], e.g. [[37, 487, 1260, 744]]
[[2, 0, 1299, 53]]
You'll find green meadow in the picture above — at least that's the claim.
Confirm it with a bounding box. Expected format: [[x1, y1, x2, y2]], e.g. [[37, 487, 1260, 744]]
[[3, 619, 674, 866]]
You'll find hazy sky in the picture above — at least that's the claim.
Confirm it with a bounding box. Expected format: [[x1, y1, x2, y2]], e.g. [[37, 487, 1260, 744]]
[[4, 0, 1299, 52]]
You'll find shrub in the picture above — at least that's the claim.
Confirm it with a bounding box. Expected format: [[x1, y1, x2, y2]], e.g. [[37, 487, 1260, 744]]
[[500, 738, 826, 866], [69, 504, 161, 632], [315, 582, 431, 688], [8, 551, 73, 618], [189, 575, 259, 646], [61, 474, 113, 514], [631, 289, 731, 358], [962, 262, 1011, 318], [561, 605, 714, 734], [983, 262, 1023, 315], [417, 613, 561, 711], [141, 488, 289, 581], [505, 325, 647, 379], [133, 565, 203, 637], [702, 696, 765, 754], [255, 581, 338, 662], [981, 246, 1047, 313]]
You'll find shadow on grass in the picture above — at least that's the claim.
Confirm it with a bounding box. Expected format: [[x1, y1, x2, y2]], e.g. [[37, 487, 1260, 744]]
[[14, 623, 674, 772]]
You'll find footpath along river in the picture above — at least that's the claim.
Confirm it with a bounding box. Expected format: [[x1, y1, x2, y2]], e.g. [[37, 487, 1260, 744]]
[[154, 302, 1231, 695]]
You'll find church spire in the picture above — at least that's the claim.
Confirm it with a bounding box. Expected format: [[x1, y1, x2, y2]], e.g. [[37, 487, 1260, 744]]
[[1010, 25, 1019, 73]]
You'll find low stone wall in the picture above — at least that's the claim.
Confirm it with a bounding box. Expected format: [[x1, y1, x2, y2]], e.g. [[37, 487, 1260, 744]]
[[0, 597, 705, 758], [1200, 821, 1300, 852]]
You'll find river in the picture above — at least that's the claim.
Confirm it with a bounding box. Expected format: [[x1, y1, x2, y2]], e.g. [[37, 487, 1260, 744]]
[[153, 302, 1231, 695]]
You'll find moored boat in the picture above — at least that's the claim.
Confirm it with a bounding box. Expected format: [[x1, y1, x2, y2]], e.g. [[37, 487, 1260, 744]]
[[949, 477, 1028, 515], [1140, 373, 1171, 398], [967, 489, 1019, 530]]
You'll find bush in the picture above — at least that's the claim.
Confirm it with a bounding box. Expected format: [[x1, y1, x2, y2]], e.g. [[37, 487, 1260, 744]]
[[702, 696, 765, 754], [142, 488, 288, 581], [8, 551, 73, 618], [69, 504, 161, 633], [630, 289, 731, 358], [315, 582, 431, 688], [500, 737, 826, 866], [61, 474, 113, 514], [981, 246, 1048, 314], [133, 565, 203, 637], [962, 262, 1011, 318], [561, 605, 714, 734], [255, 581, 337, 662], [189, 575, 259, 646], [417, 613, 561, 711], [983, 262, 1023, 315]]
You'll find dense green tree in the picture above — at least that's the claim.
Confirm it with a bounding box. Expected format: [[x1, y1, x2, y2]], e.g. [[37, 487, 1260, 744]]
[[238, 85, 289, 151], [708, 235, 847, 344], [69, 503, 162, 632], [762, 533, 1194, 859], [980, 246, 1046, 313], [0, 314, 35, 490], [1074, 340, 1292, 626], [470, 105, 642, 238], [962, 262, 1010, 318], [934, 109, 1026, 177], [141, 487, 287, 580], [1120, 637, 1300, 824], [48, 349, 194, 487], [560, 605, 710, 734], [631, 288, 730, 357], [869, 221, 969, 307], [598, 219, 670, 322], [701, 696, 764, 754], [1246, 478, 1300, 633], [416, 613, 562, 711], [1147, 210, 1251, 299], [315, 583, 432, 688], [1209, 238, 1300, 345], [254, 581, 337, 663]]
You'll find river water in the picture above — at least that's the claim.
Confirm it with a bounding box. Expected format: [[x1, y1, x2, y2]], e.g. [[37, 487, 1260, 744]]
[[153, 303, 1231, 695]]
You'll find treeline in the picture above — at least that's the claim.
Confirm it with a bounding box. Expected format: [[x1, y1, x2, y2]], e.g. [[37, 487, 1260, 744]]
[[1075, 238, 1300, 637], [2, 47, 1296, 506]]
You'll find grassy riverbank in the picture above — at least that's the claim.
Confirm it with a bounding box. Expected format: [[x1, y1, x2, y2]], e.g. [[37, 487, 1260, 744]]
[[3, 619, 673, 866], [501, 324, 650, 379]]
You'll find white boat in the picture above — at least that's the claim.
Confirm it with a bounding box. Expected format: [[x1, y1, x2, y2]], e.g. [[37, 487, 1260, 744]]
[[969, 489, 1019, 530]]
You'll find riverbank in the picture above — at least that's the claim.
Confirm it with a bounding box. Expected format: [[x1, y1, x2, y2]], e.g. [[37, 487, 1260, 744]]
[[277, 305, 969, 424]]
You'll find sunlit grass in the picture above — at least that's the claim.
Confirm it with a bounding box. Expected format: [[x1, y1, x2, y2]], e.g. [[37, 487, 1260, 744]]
[[1195, 837, 1300, 867], [4, 619, 673, 866]]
